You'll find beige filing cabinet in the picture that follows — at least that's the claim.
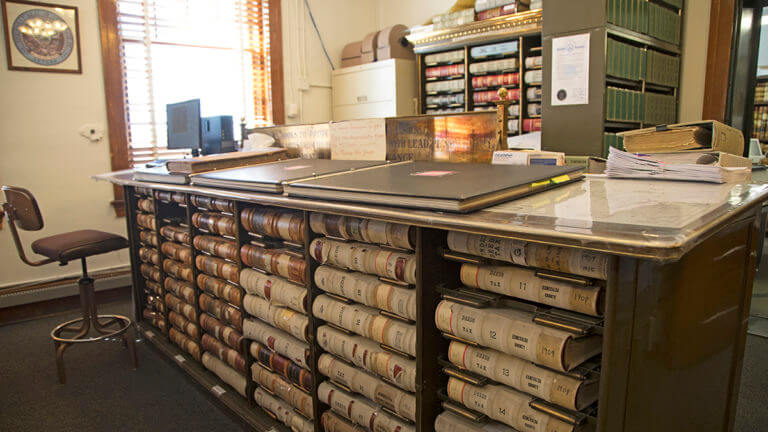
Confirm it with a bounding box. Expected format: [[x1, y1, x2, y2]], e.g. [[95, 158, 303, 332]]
[[332, 58, 417, 121]]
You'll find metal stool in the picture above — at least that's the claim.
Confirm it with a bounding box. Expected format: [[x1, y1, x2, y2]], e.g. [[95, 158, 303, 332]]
[[1, 186, 137, 384]]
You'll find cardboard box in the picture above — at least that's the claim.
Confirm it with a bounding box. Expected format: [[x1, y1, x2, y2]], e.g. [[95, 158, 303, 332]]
[[376, 24, 414, 61], [361, 31, 379, 63], [618, 120, 744, 156], [341, 41, 363, 68]]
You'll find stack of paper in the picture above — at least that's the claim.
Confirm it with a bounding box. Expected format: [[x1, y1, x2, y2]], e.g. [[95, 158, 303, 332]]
[[606, 147, 750, 183]]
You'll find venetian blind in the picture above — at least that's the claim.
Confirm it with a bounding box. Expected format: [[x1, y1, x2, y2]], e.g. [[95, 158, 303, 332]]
[[116, 0, 273, 165]]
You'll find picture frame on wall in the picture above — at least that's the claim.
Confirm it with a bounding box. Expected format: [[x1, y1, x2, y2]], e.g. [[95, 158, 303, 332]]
[[1, 0, 81, 73]]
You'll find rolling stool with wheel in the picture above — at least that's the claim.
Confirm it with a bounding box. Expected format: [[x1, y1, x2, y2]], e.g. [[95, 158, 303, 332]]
[[1, 186, 137, 384]]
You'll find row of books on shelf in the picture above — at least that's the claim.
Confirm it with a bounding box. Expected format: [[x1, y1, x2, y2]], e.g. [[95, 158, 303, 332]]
[[752, 105, 768, 141], [756, 81, 768, 104], [607, 38, 679, 87], [607, 0, 681, 45], [606, 86, 676, 125]]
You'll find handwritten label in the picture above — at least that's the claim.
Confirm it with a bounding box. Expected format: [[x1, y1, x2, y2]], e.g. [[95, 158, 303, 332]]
[[330, 119, 387, 160], [211, 385, 226, 396], [174, 354, 185, 363]]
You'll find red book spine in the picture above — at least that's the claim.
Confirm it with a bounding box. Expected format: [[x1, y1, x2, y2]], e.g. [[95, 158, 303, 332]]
[[476, 4, 517, 21], [472, 88, 520, 103], [426, 64, 465, 78], [471, 73, 520, 88], [523, 118, 542, 132]]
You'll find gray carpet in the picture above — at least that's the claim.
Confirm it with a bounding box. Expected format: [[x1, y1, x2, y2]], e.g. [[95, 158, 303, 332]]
[[0, 301, 243, 431]]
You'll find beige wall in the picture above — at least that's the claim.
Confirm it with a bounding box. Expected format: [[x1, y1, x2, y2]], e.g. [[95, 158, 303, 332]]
[[0, 0, 129, 288], [679, 0, 711, 122], [281, 0, 377, 124], [375, 0, 452, 29]]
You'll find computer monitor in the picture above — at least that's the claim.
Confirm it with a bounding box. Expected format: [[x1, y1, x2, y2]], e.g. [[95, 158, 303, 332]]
[[166, 99, 201, 154]]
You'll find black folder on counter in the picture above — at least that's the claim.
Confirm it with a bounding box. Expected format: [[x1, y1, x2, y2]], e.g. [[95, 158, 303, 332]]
[[133, 164, 190, 184], [284, 161, 584, 212], [190, 159, 387, 193]]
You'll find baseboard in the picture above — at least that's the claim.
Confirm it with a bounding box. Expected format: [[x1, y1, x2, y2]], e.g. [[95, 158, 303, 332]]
[[0, 273, 133, 308]]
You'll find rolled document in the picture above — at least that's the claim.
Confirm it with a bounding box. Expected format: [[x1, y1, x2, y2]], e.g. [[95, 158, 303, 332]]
[[136, 213, 156, 230], [200, 313, 243, 351], [168, 311, 200, 340], [139, 230, 158, 247], [317, 381, 415, 432], [193, 235, 239, 261], [251, 362, 313, 417], [253, 387, 314, 432], [243, 294, 309, 342], [190, 195, 235, 213], [447, 231, 609, 279], [137, 198, 154, 213], [202, 352, 247, 397], [199, 293, 243, 331], [145, 280, 163, 296], [251, 342, 312, 391], [165, 293, 197, 322], [197, 274, 244, 307], [164, 277, 196, 304], [317, 325, 416, 392], [243, 318, 310, 369], [240, 268, 308, 314], [160, 225, 190, 245], [315, 265, 416, 320], [143, 309, 167, 332], [163, 259, 194, 282], [436, 300, 602, 371], [201, 333, 246, 373], [309, 238, 417, 284], [434, 411, 517, 432], [241, 207, 306, 242], [460, 263, 603, 316], [321, 411, 367, 432], [309, 213, 414, 249], [318, 353, 416, 421], [313, 295, 416, 356], [191, 212, 236, 236], [240, 244, 306, 284], [139, 247, 160, 265], [170, 327, 201, 361], [140, 263, 162, 283], [161, 241, 193, 264], [447, 377, 576, 432], [448, 341, 597, 410], [154, 190, 185, 204], [195, 255, 240, 283]]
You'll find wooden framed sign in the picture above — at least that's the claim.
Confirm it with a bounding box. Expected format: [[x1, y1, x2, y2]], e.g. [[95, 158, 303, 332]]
[[2, 0, 81, 73]]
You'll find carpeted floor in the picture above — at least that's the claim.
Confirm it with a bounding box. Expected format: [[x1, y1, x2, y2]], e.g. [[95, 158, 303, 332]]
[[0, 301, 243, 432], [1, 296, 767, 430]]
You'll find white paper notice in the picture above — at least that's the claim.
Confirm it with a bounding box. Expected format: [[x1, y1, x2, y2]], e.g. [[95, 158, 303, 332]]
[[551, 33, 590, 106], [330, 119, 387, 160]]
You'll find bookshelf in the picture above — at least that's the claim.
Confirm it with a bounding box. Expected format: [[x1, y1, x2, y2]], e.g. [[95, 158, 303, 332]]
[[541, 0, 684, 157], [112, 174, 765, 432], [409, 11, 543, 139]]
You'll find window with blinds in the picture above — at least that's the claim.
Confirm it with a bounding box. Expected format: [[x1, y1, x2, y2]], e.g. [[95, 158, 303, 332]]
[[116, 0, 273, 166]]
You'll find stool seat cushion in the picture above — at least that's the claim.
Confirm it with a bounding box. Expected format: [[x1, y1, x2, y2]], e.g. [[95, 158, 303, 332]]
[[32, 230, 128, 262]]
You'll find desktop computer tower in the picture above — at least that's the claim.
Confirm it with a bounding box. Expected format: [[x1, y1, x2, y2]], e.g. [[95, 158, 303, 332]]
[[201, 115, 235, 155]]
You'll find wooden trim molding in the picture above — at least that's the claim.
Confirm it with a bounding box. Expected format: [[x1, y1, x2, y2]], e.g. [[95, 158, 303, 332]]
[[270, 0, 285, 125], [98, 0, 128, 217], [703, 0, 737, 122]]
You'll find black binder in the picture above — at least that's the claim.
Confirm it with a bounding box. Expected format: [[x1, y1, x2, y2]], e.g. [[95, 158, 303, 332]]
[[190, 159, 387, 193], [285, 161, 584, 212]]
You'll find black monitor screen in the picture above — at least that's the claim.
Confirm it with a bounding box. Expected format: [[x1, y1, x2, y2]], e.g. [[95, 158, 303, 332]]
[[166, 99, 201, 150]]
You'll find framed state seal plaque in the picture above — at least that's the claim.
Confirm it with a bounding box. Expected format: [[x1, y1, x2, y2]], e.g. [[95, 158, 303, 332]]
[[2, 0, 81, 73]]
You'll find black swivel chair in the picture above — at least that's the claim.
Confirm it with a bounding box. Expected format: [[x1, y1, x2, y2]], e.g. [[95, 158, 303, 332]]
[[1, 186, 137, 383]]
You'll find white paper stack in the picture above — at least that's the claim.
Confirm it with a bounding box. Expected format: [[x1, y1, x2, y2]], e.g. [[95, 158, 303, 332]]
[[606, 147, 750, 184]]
